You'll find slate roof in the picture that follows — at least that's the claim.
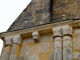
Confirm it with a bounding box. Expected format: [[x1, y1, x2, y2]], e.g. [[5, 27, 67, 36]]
[[7, 0, 80, 32]]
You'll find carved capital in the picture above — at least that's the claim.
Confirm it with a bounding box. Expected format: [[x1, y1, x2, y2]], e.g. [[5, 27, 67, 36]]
[[12, 35, 22, 45], [32, 31, 40, 42], [62, 25, 73, 36], [52, 27, 62, 37], [5, 37, 13, 46]]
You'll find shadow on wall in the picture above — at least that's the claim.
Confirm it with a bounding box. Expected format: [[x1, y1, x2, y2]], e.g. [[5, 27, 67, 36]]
[[0, 39, 3, 55]]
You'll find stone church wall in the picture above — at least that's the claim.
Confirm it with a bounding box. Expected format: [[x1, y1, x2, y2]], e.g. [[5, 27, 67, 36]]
[[1, 0, 80, 60], [1, 25, 80, 60], [19, 33, 54, 60], [16, 27, 80, 60], [73, 28, 80, 60]]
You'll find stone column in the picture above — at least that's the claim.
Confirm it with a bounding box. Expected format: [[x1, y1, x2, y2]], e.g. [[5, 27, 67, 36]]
[[62, 25, 73, 60], [9, 35, 22, 60], [2, 37, 13, 60], [52, 27, 62, 60]]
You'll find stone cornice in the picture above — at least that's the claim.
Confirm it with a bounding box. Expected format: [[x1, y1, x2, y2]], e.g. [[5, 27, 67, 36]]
[[0, 20, 80, 40]]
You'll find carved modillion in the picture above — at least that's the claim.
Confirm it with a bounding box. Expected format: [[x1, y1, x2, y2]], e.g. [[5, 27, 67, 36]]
[[32, 31, 40, 42]]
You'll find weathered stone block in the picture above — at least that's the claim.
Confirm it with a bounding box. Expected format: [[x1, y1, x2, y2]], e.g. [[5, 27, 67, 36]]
[[22, 38, 34, 45], [9, 44, 20, 60], [35, 42, 50, 54], [73, 38, 80, 50], [5, 37, 13, 46], [62, 25, 73, 35], [54, 41, 62, 48], [63, 40, 72, 47], [74, 29, 80, 36], [63, 47, 72, 60], [0, 45, 5, 60], [11, 44, 20, 54], [4, 46, 12, 60], [30, 55, 38, 60], [41, 33, 53, 42], [50, 41, 54, 51], [39, 53, 49, 60], [73, 29, 80, 50], [52, 27, 62, 36], [54, 48, 62, 60], [73, 52, 80, 59], [49, 52, 54, 60], [2, 53, 10, 60], [54, 37, 62, 41], [9, 54, 18, 60], [12, 35, 22, 44], [19, 55, 28, 60], [21, 45, 34, 55], [63, 36, 72, 41]]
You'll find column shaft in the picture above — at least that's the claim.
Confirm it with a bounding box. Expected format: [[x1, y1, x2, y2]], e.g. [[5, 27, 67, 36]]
[[62, 25, 73, 60], [9, 44, 21, 60], [63, 36, 72, 60], [54, 37, 62, 60], [2, 37, 12, 60], [52, 27, 62, 60], [9, 35, 22, 60], [3, 45, 12, 60]]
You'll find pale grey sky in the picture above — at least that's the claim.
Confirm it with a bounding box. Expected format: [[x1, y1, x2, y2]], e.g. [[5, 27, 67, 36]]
[[0, 0, 31, 55]]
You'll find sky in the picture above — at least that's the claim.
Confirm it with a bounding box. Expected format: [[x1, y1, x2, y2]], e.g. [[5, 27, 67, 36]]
[[0, 0, 31, 55]]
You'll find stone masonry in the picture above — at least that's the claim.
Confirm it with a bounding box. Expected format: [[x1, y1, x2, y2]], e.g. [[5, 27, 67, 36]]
[[1, 0, 80, 60], [1, 24, 80, 60], [7, 0, 80, 31]]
